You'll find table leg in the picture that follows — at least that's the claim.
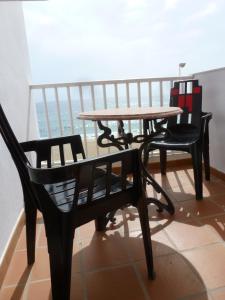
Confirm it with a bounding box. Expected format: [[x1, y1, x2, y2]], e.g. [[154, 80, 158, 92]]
[[139, 141, 175, 215], [97, 121, 126, 150], [96, 120, 175, 216]]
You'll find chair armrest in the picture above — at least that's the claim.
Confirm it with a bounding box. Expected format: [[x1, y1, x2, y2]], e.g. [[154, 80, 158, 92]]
[[27, 148, 139, 185], [201, 112, 212, 121], [200, 112, 212, 141]]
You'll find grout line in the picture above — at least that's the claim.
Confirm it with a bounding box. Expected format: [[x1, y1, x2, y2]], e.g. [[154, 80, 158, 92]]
[[132, 262, 151, 300], [36, 223, 45, 248], [177, 291, 212, 300], [197, 211, 225, 221], [119, 212, 151, 300], [180, 240, 225, 254], [154, 219, 179, 252], [77, 240, 88, 300]]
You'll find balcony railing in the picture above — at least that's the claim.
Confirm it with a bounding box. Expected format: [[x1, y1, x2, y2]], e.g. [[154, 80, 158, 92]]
[[29, 75, 193, 157]]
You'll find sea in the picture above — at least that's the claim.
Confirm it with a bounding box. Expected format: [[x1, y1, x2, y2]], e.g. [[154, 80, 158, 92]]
[[35, 85, 170, 139], [36, 101, 140, 139]]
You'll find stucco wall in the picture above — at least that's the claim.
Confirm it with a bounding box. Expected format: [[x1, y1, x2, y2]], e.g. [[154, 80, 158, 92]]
[[194, 68, 225, 173], [0, 3, 36, 260]]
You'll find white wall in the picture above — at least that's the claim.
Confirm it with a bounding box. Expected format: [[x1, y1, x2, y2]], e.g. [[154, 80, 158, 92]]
[[0, 3, 36, 260], [194, 68, 225, 173]]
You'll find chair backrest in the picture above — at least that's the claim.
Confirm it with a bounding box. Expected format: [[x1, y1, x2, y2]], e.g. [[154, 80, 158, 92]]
[[21, 135, 85, 168], [0, 104, 87, 210], [0, 103, 140, 220], [168, 80, 202, 130], [0, 104, 39, 208]]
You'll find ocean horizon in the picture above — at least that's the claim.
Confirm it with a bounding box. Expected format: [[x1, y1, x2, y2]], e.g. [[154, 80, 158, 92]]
[[36, 95, 165, 139]]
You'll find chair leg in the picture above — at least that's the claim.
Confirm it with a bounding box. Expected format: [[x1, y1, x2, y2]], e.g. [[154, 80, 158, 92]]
[[143, 120, 150, 165], [203, 142, 210, 181], [137, 197, 155, 279], [95, 216, 107, 231], [159, 149, 167, 175], [24, 198, 37, 265], [143, 145, 151, 166], [191, 144, 203, 200], [47, 227, 74, 300]]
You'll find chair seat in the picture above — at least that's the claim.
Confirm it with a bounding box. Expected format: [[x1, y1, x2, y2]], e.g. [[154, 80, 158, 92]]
[[150, 124, 200, 150], [45, 170, 132, 212]]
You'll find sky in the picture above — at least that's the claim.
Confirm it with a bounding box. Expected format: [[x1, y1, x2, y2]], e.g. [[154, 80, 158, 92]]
[[23, 0, 225, 84]]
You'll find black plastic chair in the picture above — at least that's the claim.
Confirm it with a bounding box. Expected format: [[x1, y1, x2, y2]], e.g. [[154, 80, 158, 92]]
[[144, 80, 212, 200], [0, 104, 154, 300]]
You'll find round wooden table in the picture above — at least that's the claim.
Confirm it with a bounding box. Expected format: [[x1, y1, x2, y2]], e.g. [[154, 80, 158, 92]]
[[79, 106, 182, 215], [79, 106, 182, 121]]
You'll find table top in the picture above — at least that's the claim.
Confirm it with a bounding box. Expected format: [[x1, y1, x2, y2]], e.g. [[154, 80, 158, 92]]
[[78, 106, 182, 121]]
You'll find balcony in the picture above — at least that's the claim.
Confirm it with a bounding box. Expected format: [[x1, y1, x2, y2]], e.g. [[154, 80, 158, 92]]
[[1, 69, 225, 299], [2, 2, 225, 299]]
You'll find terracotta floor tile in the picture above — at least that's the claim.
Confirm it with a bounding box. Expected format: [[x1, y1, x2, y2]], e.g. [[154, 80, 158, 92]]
[[162, 219, 222, 251], [37, 210, 43, 221], [125, 229, 176, 261], [78, 216, 127, 243], [148, 205, 175, 222], [137, 254, 207, 300], [211, 287, 225, 300], [117, 209, 143, 234], [86, 266, 145, 300], [80, 233, 130, 271], [27, 280, 51, 300], [30, 248, 50, 281], [210, 194, 225, 210], [70, 274, 84, 300], [117, 208, 160, 236], [152, 169, 195, 190], [0, 286, 26, 300], [199, 214, 225, 241], [146, 185, 164, 200], [203, 181, 225, 198], [174, 199, 223, 219], [78, 219, 124, 241], [16, 226, 27, 251], [78, 221, 98, 241], [183, 244, 225, 290], [16, 224, 42, 251], [167, 184, 196, 202], [27, 274, 83, 300], [37, 225, 47, 248], [72, 240, 82, 275], [151, 172, 180, 190], [181, 292, 212, 300], [3, 251, 31, 287]]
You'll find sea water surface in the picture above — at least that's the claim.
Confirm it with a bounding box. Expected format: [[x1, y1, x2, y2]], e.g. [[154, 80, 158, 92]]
[[35, 83, 171, 139]]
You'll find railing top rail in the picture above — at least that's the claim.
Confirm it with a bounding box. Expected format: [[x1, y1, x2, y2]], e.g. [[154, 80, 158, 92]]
[[29, 75, 193, 89]]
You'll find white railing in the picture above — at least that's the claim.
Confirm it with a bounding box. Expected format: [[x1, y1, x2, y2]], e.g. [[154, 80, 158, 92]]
[[29, 75, 193, 157]]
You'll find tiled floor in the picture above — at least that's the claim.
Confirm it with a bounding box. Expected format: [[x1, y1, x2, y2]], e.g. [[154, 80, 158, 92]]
[[2, 166, 225, 299]]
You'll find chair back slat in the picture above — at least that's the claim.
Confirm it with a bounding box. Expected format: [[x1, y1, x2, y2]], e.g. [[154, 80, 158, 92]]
[[168, 80, 202, 130], [121, 160, 128, 190], [59, 144, 65, 166], [105, 163, 112, 197]]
